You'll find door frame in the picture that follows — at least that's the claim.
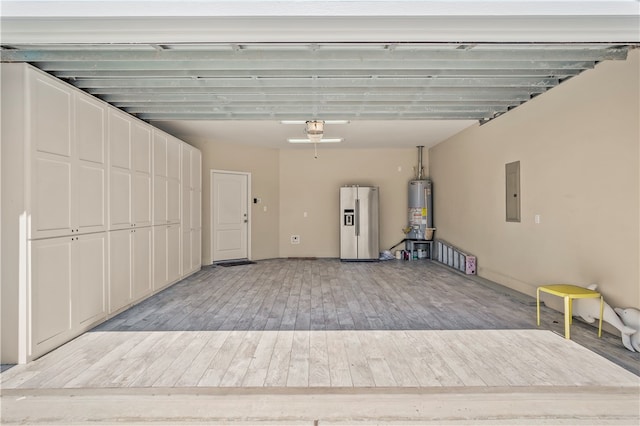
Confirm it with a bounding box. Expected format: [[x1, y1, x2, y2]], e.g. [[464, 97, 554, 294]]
[[210, 169, 252, 263]]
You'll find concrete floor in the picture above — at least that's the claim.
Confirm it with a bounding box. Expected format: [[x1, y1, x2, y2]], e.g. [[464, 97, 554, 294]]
[[3, 387, 640, 425], [2, 260, 639, 424]]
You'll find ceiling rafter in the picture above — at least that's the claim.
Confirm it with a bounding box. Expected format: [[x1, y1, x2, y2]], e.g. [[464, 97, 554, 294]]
[[0, 42, 633, 121]]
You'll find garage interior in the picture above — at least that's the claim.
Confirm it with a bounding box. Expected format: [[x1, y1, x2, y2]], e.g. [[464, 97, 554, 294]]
[[1, 1, 639, 424]]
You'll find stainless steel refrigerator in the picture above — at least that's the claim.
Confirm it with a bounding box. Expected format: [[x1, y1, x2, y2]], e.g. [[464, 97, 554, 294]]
[[340, 185, 379, 261]]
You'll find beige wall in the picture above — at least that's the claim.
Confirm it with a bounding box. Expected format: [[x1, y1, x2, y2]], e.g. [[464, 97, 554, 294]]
[[188, 139, 280, 262], [278, 148, 421, 258], [429, 50, 640, 311], [187, 140, 420, 261]]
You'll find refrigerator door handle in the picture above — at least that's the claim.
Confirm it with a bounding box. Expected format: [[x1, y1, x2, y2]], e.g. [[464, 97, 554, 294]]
[[355, 198, 360, 236]]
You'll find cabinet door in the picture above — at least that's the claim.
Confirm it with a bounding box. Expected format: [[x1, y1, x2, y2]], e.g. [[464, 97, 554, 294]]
[[75, 95, 107, 234], [182, 185, 191, 230], [31, 155, 73, 239], [191, 149, 202, 191], [192, 188, 202, 230], [75, 95, 106, 165], [77, 162, 106, 233], [30, 71, 72, 158], [167, 178, 181, 224], [191, 229, 202, 272], [153, 176, 168, 225], [132, 226, 152, 300], [109, 168, 132, 230], [133, 173, 152, 227], [75, 232, 107, 327], [29, 71, 74, 239], [166, 137, 181, 181], [181, 146, 192, 231], [153, 131, 167, 177], [109, 229, 132, 313], [109, 110, 132, 230], [167, 224, 181, 283], [109, 111, 131, 170], [153, 225, 168, 289], [182, 229, 192, 276], [132, 123, 151, 175], [132, 123, 152, 227], [30, 237, 73, 354]]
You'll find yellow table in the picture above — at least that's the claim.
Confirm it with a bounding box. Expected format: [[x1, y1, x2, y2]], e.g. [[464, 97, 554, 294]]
[[537, 284, 603, 340]]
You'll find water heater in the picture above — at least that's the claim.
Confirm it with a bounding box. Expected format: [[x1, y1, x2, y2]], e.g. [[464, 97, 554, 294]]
[[406, 146, 433, 240]]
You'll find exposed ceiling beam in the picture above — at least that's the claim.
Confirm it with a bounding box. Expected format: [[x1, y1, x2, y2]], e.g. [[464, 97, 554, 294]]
[[50, 69, 583, 79], [87, 87, 545, 96], [71, 77, 559, 89], [1, 47, 628, 62], [1, 41, 634, 122]]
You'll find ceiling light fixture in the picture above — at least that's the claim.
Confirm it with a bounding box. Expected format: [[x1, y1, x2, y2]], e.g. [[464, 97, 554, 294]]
[[280, 120, 350, 125], [305, 120, 324, 143], [287, 138, 344, 144], [286, 120, 345, 159]]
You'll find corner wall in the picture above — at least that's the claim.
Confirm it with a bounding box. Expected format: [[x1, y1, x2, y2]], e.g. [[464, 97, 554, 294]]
[[188, 139, 280, 262], [429, 50, 640, 310]]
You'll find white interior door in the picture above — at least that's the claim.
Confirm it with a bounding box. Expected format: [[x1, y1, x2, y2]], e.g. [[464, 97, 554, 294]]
[[212, 171, 249, 262]]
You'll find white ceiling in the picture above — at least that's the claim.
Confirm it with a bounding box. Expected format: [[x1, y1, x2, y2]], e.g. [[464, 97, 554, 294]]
[[2, 1, 639, 149], [154, 120, 477, 150]]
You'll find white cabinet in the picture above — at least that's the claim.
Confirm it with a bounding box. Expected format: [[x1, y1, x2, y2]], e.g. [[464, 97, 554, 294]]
[[109, 229, 132, 312], [132, 226, 153, 300], [74, 95, 108, 236], [181, 144, 202, 275], [109, 226, 153, 313], [75, 233, 108, 328], [167, 136, 181, 180], [153, 131, 181, 225], [109, 110, 132, 230], [109, 110, 152, 230], [153, 224, 182, 290], [29, 72, 107, 239], [1, 63, 201, 364], [31, 237, 72, 353], [132, 123, 153, 228], [30, 232, 107, 359]]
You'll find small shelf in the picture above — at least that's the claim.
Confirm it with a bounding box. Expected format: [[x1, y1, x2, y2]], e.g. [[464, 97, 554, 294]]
[[404, 239, 433, 260]]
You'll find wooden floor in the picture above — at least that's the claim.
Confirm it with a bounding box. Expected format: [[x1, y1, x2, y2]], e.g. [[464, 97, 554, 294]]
[[1, 259, 638, 391]]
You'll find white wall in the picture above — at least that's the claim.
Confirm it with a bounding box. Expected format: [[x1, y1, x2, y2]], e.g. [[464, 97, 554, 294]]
[[429, 50, 640, 312], [278, 148, 420, 258], [188, 139, 281, 262]]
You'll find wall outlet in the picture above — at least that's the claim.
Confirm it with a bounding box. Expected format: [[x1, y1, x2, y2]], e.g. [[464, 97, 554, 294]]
[[291, 235, 300, 244]]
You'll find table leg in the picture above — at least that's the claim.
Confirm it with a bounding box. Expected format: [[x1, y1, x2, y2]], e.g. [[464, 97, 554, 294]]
[[569, 298, 573, 324], [598, 296, 604, 338], [536, 288, 541, 326], [564, 296, 571, 339]]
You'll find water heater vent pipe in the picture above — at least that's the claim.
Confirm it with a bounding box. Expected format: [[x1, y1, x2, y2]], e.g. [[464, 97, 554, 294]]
[[416, 145, 424, 180]]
